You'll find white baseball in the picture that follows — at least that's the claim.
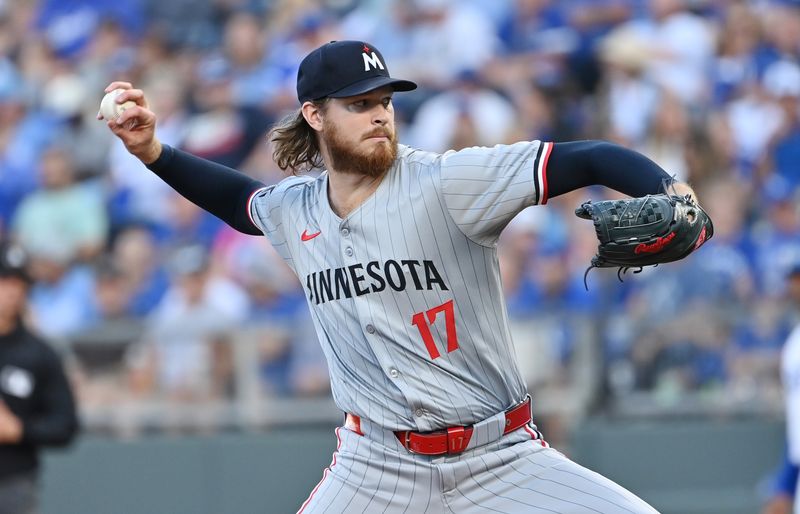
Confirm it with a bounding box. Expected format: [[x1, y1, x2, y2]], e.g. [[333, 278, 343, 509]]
[[99, 89, 136, 121]]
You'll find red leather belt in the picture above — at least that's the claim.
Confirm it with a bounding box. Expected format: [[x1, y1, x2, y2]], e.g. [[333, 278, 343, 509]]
[[393, 396, 531, 456]]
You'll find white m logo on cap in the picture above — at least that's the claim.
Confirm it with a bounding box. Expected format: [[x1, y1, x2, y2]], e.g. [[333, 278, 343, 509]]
[[363, 51, 385, 71]]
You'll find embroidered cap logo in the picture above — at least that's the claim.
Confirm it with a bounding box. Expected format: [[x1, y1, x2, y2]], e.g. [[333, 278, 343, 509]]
[[362, 45, 385, 72]]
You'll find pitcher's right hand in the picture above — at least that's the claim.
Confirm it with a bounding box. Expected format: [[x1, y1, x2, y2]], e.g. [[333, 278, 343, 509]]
[[98, 81, 162, 164]]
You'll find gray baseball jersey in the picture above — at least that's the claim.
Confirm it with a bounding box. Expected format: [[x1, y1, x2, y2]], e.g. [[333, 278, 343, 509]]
[[249, 141, 551, 431], [249, 141, 659, 513]]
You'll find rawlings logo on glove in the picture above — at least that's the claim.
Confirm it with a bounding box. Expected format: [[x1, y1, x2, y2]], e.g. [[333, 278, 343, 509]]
[[575, 192, 713, 287], [634, 232, 676, 254]]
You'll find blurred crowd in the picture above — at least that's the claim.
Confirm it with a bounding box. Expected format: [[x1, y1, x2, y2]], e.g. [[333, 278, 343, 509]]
[[2, 0, 800, 433]]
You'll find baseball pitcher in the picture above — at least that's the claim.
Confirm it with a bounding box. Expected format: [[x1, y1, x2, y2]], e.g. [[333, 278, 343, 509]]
[[102, 40, 710, 513]]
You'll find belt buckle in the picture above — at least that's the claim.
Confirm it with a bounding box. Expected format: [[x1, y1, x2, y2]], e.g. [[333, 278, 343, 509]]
[[404, 430, 458, 456], [404, 431, 418, 455]]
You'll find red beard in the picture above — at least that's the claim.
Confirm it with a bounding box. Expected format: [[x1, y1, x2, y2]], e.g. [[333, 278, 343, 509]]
[[322, 120, 398, 178]]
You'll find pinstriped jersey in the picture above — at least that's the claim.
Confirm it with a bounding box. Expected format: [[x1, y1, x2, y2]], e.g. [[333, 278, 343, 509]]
[[249, 141, 552, 431]]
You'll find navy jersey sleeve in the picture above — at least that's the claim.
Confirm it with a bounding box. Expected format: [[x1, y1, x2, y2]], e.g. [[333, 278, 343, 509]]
[[146, 144, 266, 235], [546, 141, 674, 199]]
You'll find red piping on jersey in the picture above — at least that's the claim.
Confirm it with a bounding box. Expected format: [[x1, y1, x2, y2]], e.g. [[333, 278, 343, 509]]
[[246, 186, 268, 230], [540, 142, 552, 205], [523, 424, 548, 447], [297, 427, 342, 513], [523, 424, 537, 440]]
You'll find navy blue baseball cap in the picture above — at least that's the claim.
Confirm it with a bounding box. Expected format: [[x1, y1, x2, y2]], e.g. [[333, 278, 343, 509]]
[[296, 40, 417, 103]]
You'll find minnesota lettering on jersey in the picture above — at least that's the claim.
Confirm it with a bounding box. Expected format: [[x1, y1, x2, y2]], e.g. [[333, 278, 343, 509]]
[[305, 259, 448, 305]]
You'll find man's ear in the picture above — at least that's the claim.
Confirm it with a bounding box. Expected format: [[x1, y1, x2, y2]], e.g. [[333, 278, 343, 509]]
[[302, 101, 325, 132]]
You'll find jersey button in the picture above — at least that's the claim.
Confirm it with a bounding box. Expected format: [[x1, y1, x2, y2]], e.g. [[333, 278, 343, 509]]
[[344, 247, 353, 257], [388, 368, 399, 378], [414, 408, 425, 418], [341, 228, 350, 237], [366, 324, 375, 334]]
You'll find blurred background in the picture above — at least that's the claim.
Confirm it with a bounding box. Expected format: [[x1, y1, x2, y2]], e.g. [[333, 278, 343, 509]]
[[1, 0, 799, 512]]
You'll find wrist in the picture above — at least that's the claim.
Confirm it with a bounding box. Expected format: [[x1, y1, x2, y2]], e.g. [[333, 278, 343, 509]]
[[138, 140, 163, 165]]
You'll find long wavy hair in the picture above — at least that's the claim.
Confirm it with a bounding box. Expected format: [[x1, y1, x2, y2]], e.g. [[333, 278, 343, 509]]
[[269, 100, 328, 175]]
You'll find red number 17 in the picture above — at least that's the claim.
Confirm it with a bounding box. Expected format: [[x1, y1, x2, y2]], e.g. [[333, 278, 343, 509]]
[[411, 299, 459, 359]]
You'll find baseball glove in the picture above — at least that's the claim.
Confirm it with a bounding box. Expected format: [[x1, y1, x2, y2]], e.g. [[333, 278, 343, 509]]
[[575, 193, 713, 286]]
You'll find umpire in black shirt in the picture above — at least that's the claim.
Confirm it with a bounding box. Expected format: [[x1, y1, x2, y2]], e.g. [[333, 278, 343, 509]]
[[0, 241, 78, 514]]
